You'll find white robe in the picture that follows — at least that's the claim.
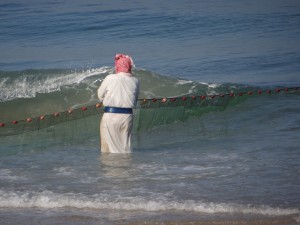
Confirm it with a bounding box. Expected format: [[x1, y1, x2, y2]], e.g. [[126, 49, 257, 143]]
[[97, 72, 139, 153]]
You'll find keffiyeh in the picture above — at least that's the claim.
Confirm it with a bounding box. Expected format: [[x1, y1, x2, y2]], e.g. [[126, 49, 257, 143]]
[[115, 54, 134, 74]]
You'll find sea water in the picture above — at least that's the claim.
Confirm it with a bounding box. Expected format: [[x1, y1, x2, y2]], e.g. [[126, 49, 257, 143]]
[[0, 0, 300, 224]]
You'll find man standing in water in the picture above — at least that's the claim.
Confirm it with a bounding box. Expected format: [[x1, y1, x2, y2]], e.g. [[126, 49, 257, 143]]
[[97, 54, 140, 153]]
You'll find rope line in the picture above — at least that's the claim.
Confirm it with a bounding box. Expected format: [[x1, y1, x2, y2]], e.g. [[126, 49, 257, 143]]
[[0, 87, 299, 136]]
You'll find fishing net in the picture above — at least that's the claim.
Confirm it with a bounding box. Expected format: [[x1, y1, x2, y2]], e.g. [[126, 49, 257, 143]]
[[0, 87, 299, 154]]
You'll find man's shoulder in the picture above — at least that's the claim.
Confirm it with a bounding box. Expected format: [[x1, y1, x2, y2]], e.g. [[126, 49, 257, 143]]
[[104, 74, 117, 80], [107, 74, 138, 79]]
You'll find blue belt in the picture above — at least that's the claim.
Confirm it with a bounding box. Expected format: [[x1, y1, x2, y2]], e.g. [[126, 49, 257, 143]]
[[104, 107, 133, 114]]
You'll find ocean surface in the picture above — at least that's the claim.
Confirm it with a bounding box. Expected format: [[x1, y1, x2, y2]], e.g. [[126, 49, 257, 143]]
[[0, 0, 300, 224]]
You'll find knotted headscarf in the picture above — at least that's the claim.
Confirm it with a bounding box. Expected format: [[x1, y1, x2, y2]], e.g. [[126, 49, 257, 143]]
[[115, 54, 134, 74]]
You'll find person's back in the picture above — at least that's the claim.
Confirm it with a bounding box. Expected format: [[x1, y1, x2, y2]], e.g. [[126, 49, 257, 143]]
[[98, 72, 139, 108], [97, 54, 139, 153]]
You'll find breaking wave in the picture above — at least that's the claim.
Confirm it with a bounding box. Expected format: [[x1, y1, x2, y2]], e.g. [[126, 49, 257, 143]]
[[0, 190, 298, 216]]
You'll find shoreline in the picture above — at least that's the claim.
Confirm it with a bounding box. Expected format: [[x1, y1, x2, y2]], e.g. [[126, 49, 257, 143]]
[[121, 218, 299, 225], [0, 208, 299, 225]]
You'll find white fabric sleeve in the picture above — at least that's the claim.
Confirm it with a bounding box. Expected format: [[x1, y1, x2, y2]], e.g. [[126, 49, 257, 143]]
[[97, 77, 109, 103]]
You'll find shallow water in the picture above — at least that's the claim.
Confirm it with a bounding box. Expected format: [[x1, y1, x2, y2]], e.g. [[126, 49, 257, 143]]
[[0, 0, 300, 224], [1, 95, 300, 224]]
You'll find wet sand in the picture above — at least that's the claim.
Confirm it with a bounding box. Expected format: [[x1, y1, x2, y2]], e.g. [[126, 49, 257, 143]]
[[0, 209, 299, 225], [121, 218, 298, 225]]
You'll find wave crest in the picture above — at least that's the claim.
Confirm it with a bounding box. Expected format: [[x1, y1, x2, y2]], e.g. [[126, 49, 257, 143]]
[[0, 190, 298, 216]]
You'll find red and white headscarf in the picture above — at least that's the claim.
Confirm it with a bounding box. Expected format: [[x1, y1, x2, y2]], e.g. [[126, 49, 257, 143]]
[[115, 54, 134, 74]]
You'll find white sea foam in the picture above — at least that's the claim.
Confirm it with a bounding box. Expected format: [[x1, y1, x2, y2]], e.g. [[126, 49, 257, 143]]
[[0, 190, 298, 216], [198, 82, 220, 89], [0, 67, 110, 102], [207, 83, 220, 89], [53, 167, 75, 176], [0, 169, 27, 181], [175, 79, 193, 85]]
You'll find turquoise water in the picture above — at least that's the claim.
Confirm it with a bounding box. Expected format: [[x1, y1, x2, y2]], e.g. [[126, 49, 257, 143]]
[[0, 0, 300, 224]]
